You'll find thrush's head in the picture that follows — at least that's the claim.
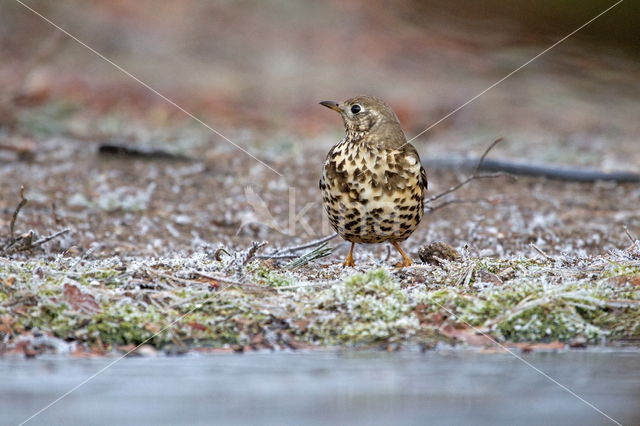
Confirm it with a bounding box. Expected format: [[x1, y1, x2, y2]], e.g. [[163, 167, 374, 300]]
[[319, 96, 405, 146]]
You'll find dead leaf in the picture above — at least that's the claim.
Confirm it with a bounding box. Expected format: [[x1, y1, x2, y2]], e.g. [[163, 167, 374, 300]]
[[291, 319, 310, 331], [188, 321, 208, 331], [0, 315, 14, 334], [414, 305, 446, 326], [608, 275, 640, 287], [63, 283, 100, 313], [510, 341, 565, 353], [71, 346, 106, 358], [144, 322, 162, 333], [439, 324, 496, 347]]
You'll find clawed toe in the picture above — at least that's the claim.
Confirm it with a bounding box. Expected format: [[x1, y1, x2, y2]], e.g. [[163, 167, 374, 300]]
[[394, 259, 413, 268], [342, 260, 356, 268], [342, 242, 356, 267]]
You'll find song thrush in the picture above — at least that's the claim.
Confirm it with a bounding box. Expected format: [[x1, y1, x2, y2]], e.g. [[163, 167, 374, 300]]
[[319, 96, 428, 267]]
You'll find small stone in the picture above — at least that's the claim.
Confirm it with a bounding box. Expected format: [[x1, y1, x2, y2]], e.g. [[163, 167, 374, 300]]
[[136, 344, 158, 357], [569, 336, 587, 349], [418, 241, 460, 265]]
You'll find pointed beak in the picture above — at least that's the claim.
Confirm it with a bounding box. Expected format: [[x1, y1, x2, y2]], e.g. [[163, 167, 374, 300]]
[[319, 101, 341, 112]]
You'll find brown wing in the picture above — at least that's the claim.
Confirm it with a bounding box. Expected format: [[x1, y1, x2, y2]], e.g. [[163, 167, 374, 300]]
[[402, 143, 428, 193], [420, 165, 428, 192]]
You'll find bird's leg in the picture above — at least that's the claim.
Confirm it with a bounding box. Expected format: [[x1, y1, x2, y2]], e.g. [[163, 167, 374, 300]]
[[343, 242, 356, 267], [391, 241, 412, 268]]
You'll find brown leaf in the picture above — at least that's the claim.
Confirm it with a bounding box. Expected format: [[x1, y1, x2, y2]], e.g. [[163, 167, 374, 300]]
[[63, 283, 100, 313], [188, 321, 208, 331], [608, 275, 640, 287], [71, 346, 106, 358], [440, 324, 496, 347], [0, 315, 14, 335], [291, 319, 310, 331], [144, 322, 162, 334], [510, 341, 566, 353]]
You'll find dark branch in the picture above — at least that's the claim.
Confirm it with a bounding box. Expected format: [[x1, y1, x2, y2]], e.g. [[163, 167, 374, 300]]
[[425, 138, 513, 207]]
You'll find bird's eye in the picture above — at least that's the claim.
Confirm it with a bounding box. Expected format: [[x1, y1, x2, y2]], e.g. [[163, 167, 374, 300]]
[[350, 105, 361, 114]]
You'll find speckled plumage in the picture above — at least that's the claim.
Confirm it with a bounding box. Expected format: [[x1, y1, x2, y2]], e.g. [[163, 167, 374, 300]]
[[319, 96, 428, 267]]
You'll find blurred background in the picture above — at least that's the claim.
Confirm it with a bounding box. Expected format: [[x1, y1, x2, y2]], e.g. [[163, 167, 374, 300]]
[[2, 0, 639, 165], [1, 0, 639, 256]]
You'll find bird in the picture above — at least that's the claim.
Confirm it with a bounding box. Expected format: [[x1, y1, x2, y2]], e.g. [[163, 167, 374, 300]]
[[319, 95, 428, 267]]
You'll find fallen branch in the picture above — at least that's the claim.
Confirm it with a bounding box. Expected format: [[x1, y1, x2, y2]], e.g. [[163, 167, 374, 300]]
[[425, 138, 514, 207], [424, 157, 640, 183], [98, 143, 193, 162]]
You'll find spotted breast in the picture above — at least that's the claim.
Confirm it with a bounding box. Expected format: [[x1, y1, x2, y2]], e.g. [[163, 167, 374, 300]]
[[320, 139, 426, 243]]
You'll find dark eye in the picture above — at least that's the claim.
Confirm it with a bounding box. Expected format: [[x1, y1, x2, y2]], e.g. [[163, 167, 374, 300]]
[[350, 105, 361, 114]]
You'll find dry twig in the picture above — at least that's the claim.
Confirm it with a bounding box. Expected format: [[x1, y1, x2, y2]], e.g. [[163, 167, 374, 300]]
[[623, 225, 637, 244], [28, 228, 70, 250], [256, 233, 338, 263], [191, 271, 275, 294], [285, 242, 333, 269], [242, 241, 268, 265], [426, 138, 514, 208], [2, 187, 70, 255], [530, 243, 554, 262], [9, 186, 28, 239]]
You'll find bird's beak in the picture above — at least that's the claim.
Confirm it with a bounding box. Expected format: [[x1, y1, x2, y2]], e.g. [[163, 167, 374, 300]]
[[319, 101, 341, 112]]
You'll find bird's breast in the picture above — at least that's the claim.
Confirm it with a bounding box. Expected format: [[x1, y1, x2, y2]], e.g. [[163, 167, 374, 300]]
[[320, 141, 424, 243]]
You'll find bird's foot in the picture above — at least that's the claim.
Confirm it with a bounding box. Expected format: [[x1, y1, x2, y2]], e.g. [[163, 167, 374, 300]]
[[342, 257, 356, 268], [342, 242, 356, 267], [394, 257, 413, 268], [390, 241, 413, 268]]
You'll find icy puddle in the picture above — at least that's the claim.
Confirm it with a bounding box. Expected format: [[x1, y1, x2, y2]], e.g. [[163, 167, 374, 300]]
[[2, 350, 639, 425]]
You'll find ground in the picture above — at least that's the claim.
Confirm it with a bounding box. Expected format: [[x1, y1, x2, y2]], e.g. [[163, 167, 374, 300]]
[[1, 0, 639, 356], [1, 131, 639, 355]]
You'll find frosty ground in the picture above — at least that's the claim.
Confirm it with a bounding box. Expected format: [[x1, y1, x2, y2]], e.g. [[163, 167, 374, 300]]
[[1, 128, 639, 356]]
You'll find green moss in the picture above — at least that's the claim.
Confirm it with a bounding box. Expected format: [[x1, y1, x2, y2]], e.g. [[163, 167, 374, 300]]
[[1, 251, 639, 351], [304, 269, 419, 344], [250, 263, 294, 287], [87, 304, 169, 346]]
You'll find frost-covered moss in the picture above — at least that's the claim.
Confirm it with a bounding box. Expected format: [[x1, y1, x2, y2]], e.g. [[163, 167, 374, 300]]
[[1, 248, 639, 353], [251, 264, 294, 288], [304, 269, 419, 344]]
